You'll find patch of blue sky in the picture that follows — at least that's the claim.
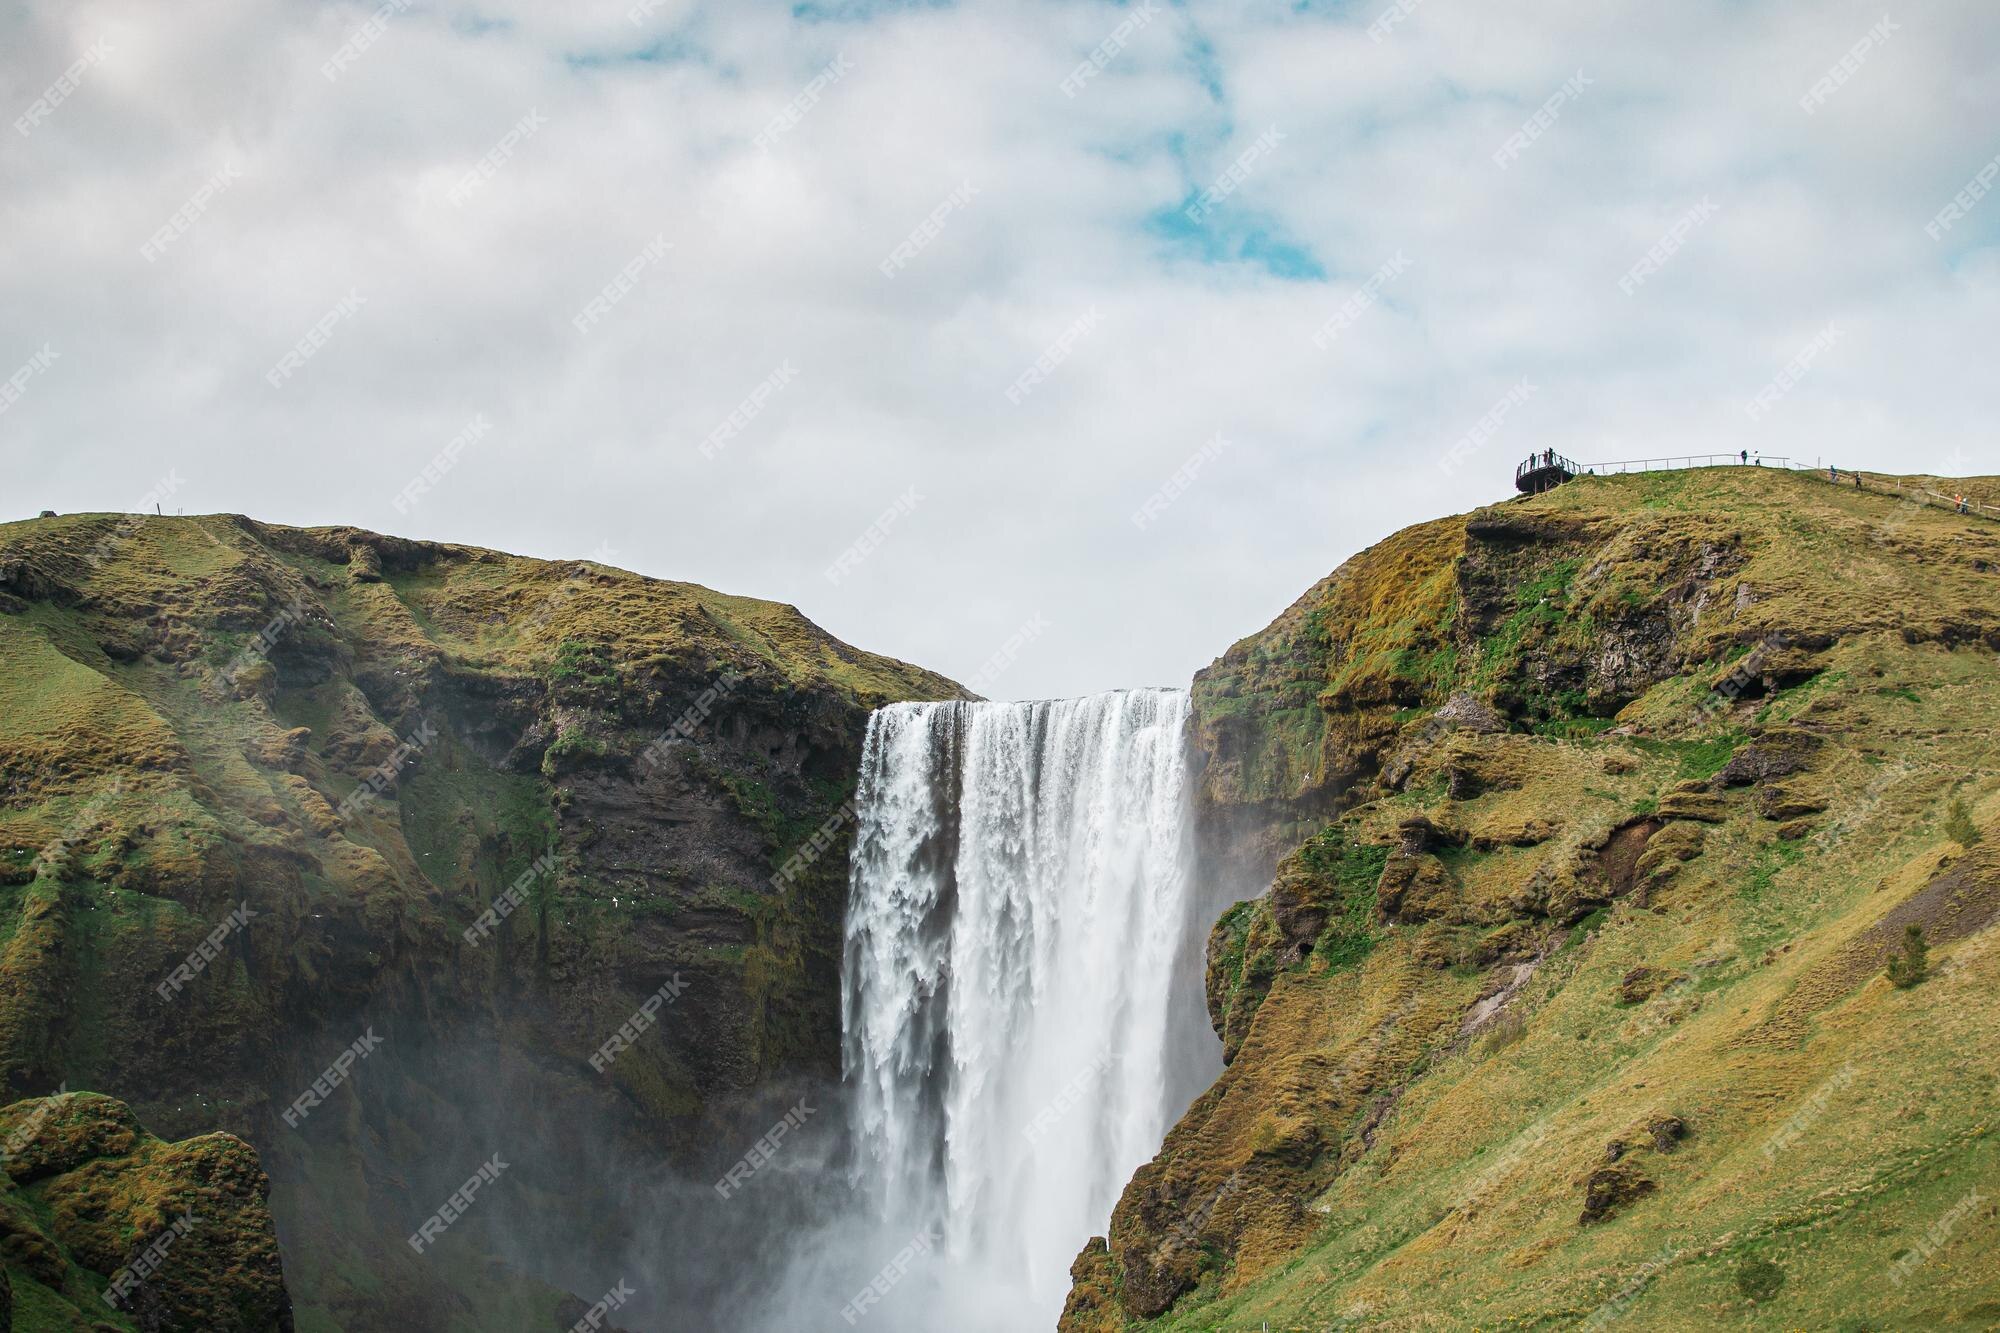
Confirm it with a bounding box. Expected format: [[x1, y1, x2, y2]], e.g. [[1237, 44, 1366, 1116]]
[[1147, 203, 1327, 281]]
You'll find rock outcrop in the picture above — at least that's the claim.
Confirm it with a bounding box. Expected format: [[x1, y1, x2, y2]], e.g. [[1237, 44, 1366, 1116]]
[[0, 1091, 292, 1330]]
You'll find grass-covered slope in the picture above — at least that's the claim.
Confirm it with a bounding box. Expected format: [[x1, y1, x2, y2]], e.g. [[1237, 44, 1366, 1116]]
[[0, 511, 961, 1330], [1066, 466, 2000, 1332]]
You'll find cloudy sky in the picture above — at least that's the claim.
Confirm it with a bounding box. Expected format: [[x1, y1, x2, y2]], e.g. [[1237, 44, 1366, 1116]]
[[5, 0, 1997, 698]]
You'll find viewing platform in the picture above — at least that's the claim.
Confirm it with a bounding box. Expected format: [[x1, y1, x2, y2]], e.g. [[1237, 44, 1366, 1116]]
[[1514, 451, 1580, 494]]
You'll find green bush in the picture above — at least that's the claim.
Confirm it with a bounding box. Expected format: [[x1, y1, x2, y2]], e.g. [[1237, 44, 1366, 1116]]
[[1886, 924, 1928, 989], [1944, 796, 1981, 848]]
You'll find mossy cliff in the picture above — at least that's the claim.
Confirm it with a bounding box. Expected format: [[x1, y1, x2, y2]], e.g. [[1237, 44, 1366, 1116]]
[[0, 512, 961, 1330], [1065, 466, 2000, 1331]]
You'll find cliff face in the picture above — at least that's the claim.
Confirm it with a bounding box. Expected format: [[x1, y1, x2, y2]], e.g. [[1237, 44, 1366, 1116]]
[[1066, 468, 2000, 1331], [0, 512, 961, 1329]]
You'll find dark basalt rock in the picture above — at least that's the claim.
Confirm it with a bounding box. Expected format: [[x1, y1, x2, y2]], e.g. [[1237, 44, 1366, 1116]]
[[1579, 1160, 1657, 1224], [1584, 1113, 1689, 1225], [1396, 813, 1452, 855], [1716, 728, 1824, 787]]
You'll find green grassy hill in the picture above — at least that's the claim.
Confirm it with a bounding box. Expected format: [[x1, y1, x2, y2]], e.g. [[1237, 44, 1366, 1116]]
[[1066, 466, 2000, 1332]]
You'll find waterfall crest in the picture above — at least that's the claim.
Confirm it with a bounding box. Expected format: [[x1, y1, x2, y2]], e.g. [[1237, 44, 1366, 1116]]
[[843, 689, 1200, 1324]]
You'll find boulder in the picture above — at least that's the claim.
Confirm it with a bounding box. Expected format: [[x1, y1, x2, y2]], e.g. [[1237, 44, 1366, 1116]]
[[0, 1092, 293, 1331], [1433, 691, 1507, 735], [1377, 852, 1458, 923], [1715, 728, 1823, 786], [1579, 1160, 1656, 1224]]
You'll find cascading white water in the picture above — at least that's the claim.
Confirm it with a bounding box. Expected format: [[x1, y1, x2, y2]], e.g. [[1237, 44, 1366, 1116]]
[[842, 689, 1201, 1326]]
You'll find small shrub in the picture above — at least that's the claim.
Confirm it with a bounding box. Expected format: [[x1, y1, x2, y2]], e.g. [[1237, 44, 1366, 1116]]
[[1886, 924, 1928, 989], [1944, 796, 1981, 848]]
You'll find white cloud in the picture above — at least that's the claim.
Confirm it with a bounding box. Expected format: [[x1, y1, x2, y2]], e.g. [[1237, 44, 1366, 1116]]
[[3, 0, 1996, 698]]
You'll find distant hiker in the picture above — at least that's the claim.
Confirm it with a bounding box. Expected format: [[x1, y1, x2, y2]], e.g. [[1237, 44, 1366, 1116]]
[[1853, 472, 1861, 488], [1958, 494, 1969, 514], [1828, 465, 1837, 481], [1740, 449, 1748, 463]]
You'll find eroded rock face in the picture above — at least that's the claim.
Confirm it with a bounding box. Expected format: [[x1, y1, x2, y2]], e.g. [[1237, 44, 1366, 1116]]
[[1060, 1236, 1134, 1333], [1433, 690, 1507, 735], [1187, 492, 1800, 896], [0, 1092, 293, 1331]]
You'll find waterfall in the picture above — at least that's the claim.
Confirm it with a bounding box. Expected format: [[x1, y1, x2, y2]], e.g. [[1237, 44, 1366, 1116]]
[[842, 689, 1202, 1326]]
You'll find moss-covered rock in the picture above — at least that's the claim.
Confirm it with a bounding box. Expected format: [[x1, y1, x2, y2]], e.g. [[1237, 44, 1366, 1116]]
[[0, 1090, 291, 1330]]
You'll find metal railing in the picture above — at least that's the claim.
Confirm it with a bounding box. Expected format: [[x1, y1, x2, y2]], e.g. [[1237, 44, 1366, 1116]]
[[1578, 454, 1792, 473], [1801, 468, 2000, 523], [1555, 452, 1996, 523], [1515, 451, 1582, 485]]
